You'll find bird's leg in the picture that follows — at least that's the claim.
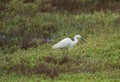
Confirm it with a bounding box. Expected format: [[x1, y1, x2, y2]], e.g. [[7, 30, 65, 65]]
[[62, 49, 65, 55], [62, 49, 66, 55], [65, 48, 68, 55], [62, 48, 68, 55]]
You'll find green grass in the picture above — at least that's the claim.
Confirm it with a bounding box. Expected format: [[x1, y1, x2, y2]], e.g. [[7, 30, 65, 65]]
[[0, 1, 120, 81], [0, 73, 120, 82]]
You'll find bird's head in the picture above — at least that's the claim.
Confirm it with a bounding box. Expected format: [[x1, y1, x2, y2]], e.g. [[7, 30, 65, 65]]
[[75, 35, 85, 42]]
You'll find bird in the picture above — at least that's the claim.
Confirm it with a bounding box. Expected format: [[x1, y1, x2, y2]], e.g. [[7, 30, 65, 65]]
[[52, 35, 85, 49]]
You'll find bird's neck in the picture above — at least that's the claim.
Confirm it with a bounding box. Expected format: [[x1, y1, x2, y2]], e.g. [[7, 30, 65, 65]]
[[73, 37, 78, 44]]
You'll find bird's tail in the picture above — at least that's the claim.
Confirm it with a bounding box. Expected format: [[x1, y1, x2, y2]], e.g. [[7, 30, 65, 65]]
[[52, 45, 55, 49]]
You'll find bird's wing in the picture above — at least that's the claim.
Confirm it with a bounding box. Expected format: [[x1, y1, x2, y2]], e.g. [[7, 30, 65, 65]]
[[52, 38, 70, 49]]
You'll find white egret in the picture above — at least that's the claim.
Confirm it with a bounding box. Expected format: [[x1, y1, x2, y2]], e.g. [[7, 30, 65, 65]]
[[52, 35, 85, 49]]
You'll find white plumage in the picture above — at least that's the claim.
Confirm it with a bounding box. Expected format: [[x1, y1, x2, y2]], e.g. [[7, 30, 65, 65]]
[[52, 35, 85, 49]]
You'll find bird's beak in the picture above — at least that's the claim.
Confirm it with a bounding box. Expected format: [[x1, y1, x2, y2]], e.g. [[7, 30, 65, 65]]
[[80, 37, 86, 42]]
